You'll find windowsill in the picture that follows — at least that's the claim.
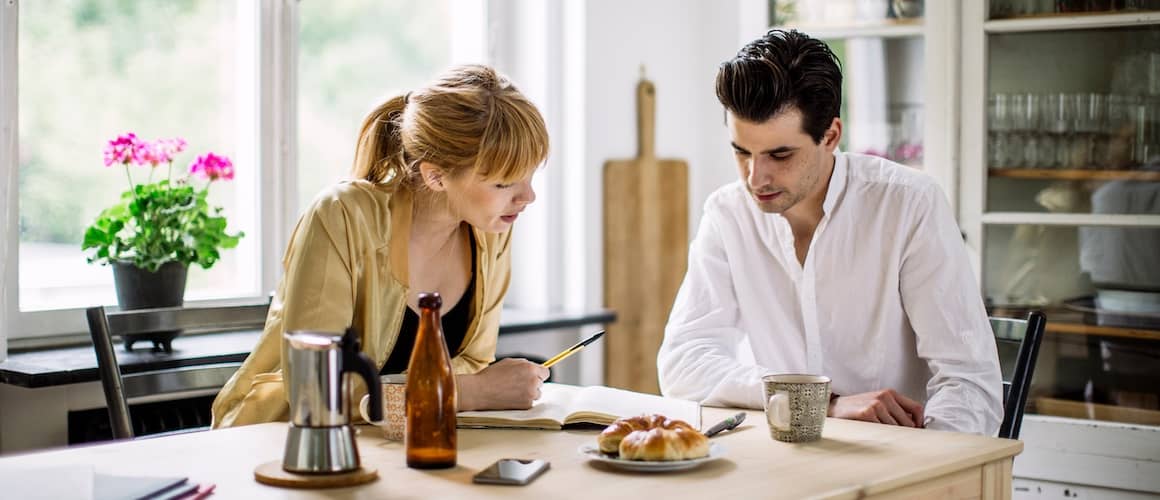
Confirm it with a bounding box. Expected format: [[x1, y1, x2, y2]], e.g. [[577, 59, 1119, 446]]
[[0, 307, 616, 389]]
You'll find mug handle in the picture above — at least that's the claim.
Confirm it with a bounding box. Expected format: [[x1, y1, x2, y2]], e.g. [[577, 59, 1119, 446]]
[[768, 391, 791, 431], [358, 394, 382, 424]]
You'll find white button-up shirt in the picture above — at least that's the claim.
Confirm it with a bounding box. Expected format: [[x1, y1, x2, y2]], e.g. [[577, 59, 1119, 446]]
[[657, 152, 1003, 435]]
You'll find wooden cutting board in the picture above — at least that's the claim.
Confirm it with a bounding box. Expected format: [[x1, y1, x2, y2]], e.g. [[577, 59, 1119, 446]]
[[603, 75, 689, 395]]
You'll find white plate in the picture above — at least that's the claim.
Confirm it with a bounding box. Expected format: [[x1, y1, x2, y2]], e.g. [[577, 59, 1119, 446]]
[[577, 442, 725, 472]]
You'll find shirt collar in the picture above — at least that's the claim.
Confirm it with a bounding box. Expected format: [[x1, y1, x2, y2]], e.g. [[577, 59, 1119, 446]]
[[821, 150, 848, 217]]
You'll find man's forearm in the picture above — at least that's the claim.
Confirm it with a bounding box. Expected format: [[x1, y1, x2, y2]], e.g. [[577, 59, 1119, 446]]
[[659, 346, 769, 409]]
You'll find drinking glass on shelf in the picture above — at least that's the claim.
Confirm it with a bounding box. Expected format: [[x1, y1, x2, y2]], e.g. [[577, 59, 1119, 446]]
[[990, 0, 1012, 18], [1105, 94, 1138, 169], [1039, 94, 1060, 169], [1085, 0, 1113, 11], [989, 94, 1013, 168], [1074, 93, 1107, 169], [891, 0, 923, 18], [1043, 93, 1074, 169], [1018, 0, 1052, 15], [1121, 0, 1147, 10], [1136, 97, 1160, 167], [1021, 94, 1046, 168], [856, 0, 890, 21], [1148, 52, 1160, 98], [1058, 94, 1087, 168], [1008, 93, 1030, 167], [889, 105, 923, 166]]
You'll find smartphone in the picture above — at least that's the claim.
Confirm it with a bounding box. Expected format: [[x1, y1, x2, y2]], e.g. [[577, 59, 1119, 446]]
[[471, 458, 550, 486]]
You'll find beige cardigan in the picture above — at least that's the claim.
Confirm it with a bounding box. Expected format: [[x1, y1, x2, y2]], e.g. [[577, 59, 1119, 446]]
[[211, 181, 512, 428]]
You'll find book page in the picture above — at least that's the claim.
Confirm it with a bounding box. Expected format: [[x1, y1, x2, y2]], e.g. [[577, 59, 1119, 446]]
[[457, 383, 583, 429], [565, 385, 702, 428]]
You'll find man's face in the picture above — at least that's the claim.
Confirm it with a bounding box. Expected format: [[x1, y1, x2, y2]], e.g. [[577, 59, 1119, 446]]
[[727, 108, 839, 214]]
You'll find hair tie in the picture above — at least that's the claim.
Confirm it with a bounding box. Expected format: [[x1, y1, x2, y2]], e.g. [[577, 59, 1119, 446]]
[[403, 91, 412, 105]]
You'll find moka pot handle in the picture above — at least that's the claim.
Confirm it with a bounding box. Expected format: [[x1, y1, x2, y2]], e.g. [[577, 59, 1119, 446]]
[[342, 327, 382, 422]]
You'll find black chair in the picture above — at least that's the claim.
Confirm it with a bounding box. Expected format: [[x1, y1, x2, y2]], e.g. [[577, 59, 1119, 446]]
[[85, 299, 270, 440], [990, 311, 1047, 440]]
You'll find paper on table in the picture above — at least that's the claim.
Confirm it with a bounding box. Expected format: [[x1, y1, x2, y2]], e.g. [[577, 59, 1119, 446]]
[[0, 465, 188, 500], [94, 473, 187, 500], [0, 465, 95, 500]]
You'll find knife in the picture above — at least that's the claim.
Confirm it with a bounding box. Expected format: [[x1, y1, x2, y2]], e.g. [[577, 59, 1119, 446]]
[[703, 412, 746, 437]]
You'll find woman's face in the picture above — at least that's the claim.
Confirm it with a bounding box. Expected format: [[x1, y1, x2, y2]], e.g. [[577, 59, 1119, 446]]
[[439, 168, 537, 233]]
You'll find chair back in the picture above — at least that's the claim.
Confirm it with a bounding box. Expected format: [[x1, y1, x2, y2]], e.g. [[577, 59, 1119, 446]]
[[86, 299, 270, 440], [990, 311, 1046, 440]]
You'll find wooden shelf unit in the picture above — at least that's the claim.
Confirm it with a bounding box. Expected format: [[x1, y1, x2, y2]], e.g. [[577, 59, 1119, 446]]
[[985, 10, 1160, 33], [989, 306, 1160, 341], [1035, 397, 1160, 426], [781, 18, 923, 39], [988, 168, 1160, 181], [1046, 321, 1160, 341]]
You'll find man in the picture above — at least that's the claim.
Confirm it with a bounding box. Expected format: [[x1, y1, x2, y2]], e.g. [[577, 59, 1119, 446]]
[[656, 30, 1003, 435]]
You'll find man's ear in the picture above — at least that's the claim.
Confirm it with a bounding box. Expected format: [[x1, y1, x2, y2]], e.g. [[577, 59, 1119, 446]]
[[823, 117, 843, 151], [418, 161, 447, 192]]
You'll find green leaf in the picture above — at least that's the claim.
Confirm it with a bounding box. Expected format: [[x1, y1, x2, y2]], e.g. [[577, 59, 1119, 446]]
[[83, 178, 245, 272]]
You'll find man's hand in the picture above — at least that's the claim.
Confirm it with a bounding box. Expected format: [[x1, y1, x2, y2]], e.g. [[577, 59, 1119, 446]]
[[828, 389, 924, 427], [456, 358, 549, 411]]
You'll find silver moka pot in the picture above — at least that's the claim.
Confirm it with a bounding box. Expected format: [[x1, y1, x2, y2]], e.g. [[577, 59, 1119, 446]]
[[282, 328, 382, 474]]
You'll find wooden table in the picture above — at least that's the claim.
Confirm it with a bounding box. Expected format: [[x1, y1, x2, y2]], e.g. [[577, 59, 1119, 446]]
[[0, 407, 1022, 499]]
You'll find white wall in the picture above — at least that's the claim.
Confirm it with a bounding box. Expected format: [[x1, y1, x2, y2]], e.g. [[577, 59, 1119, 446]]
[[576, 0, 750, 385], [490, 1, 754, 385], [581, 0, 742, 251]]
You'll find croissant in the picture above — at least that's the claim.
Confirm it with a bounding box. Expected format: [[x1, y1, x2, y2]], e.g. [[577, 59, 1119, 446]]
[[597, 414, 709, 461]]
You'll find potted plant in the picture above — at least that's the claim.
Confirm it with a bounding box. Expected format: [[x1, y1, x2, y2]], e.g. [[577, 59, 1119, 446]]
[[82, 132, 244, 352]]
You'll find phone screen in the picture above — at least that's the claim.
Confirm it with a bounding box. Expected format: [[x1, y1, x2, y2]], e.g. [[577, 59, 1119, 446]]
[[472, 458, 550, 486]]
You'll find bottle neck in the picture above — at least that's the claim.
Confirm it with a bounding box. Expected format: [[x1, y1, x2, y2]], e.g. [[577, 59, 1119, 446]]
[[415, 306, 445, 345], [418, 306, 440, 326]]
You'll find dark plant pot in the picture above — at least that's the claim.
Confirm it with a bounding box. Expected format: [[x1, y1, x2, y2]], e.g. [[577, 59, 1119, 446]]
[[111, 261, 188, 353]]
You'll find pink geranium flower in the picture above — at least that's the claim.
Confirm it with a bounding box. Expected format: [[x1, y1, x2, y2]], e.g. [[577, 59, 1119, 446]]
[[147, 137, 188, 166], [85, 132, 243, 274], [189, 152, 235, 181], [135, 142, 164, 167], [103, 133, 140, 166]]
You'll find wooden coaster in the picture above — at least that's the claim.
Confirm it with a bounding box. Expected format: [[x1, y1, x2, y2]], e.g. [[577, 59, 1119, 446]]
[[254, 460, 378, 489]]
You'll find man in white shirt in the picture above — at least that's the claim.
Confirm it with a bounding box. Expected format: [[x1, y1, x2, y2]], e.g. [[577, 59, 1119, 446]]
[[657, 29, 1003, 435]]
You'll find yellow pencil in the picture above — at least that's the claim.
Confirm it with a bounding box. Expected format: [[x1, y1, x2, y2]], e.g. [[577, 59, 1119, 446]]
[[542, 330, 605, 368]]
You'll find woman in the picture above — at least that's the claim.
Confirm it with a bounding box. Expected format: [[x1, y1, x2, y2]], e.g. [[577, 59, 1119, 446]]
[[212, 65, 550, 428]]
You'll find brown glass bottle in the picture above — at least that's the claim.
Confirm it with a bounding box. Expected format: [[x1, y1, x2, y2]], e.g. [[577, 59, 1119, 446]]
[[405, 292, 458, 469]]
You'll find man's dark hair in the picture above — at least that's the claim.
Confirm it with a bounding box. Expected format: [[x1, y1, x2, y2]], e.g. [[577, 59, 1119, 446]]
[[716, 29, 842, 144]]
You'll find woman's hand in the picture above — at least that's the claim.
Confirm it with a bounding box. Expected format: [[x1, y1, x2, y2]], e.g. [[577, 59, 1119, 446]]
[[457, 358, 549, 411]]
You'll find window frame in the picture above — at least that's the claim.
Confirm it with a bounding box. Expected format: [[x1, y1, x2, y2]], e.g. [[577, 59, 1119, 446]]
[[0, 0, 493, 352], [0, 0, 299, 345], [1, 0, 18, 358]]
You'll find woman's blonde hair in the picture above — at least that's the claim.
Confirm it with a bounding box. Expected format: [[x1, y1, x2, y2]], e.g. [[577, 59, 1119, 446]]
[[351, 64, 550, 189]]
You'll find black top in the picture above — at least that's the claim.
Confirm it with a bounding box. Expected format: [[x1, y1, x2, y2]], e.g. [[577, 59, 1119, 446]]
[[380, 232, 476, 375]]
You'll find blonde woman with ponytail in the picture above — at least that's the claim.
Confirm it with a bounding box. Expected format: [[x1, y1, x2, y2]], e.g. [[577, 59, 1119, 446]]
[[212, 65, 551, 428]]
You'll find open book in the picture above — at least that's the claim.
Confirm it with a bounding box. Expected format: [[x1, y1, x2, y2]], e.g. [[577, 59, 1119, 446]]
[[457, 383, 701, 430]]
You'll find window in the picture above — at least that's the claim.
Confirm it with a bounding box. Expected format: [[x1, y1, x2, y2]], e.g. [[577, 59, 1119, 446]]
[[297, 0, 455, 209], [1, 1, 480, 342], [16, 0, 258, 315]]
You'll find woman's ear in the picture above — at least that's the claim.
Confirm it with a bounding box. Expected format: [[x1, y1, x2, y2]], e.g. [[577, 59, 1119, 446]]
[[418, 161, 447, 192]]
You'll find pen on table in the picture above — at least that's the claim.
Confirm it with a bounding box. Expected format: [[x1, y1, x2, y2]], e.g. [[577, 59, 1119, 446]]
[[187, 483, 216, 500], [541, 330, 605, 368], [703, 412, 747, 437]]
